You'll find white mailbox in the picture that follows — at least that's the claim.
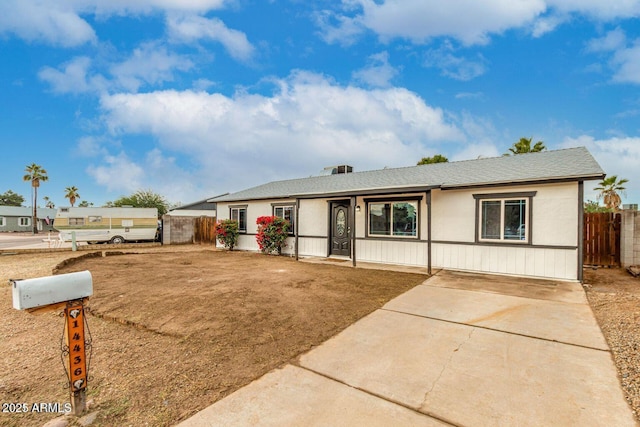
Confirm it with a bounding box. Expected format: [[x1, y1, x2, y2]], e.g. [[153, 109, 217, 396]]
[[11, 271, 93, 310]]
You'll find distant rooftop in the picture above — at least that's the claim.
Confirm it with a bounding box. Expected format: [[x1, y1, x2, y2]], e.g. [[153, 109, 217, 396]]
[[210, 147, 605, 203]]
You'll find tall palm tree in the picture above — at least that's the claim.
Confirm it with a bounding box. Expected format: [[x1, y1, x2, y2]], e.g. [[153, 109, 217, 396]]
[[23, 163, 48, 234], [594, 175, 629, 211], [64, 186, 80, 207], [505, 137, 546, 155]]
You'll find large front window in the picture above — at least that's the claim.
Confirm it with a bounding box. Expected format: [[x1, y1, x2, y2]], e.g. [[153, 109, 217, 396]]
[[230, 207, 247, 232], [480, 199, 527, 242], [19, 217, 30, 227], [368, 201, 418, 237], [273, 205, 295, 234]]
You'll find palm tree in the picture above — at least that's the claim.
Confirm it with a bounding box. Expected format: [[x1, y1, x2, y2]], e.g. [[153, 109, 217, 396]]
[[594, 175, 629, 211], [505, 137, 546, 155], [64, 186, 80, 207], [23, 163, 48, 234], [43, 196, 55, 209]]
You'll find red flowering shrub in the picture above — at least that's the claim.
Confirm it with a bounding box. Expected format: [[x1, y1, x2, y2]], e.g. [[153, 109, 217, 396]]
[[256, 216, 290, 255], [215, 219, 239, 251]]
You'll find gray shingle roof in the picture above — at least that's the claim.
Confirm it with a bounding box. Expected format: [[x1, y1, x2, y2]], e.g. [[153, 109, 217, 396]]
[[211, 147, 605, 202]]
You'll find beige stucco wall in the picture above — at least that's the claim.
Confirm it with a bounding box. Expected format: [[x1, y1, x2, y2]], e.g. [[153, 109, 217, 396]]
[[431, 182, 579, 246]]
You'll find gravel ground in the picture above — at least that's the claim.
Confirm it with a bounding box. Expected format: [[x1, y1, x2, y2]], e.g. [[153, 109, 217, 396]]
[[583, 267, 640, 423]]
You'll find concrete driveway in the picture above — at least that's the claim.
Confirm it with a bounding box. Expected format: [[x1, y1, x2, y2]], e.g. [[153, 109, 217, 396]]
[[177, 270, 637, 426]]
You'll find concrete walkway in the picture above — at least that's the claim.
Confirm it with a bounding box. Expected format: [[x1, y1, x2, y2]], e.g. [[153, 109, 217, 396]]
[[177, 270, 637, 427]]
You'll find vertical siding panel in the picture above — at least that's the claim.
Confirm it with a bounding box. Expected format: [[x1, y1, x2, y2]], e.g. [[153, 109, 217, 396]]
[[524, 248, 535, 276], [480, 247, 490, 272], [554, 249, 566, 279], [514, 248, 525, 275], [465, 246, 474, 271], [566, 250, 578, 280], [534, 250, 545, 277], [497, 247, 507, 273], [544, 249, 555, 278], [455, 245, 463, 269], [489, 247, 498, 272], [435, 244, 443, 268]]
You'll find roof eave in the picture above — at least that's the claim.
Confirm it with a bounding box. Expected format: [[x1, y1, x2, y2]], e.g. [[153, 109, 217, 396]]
[[439, 173, 606, 191]]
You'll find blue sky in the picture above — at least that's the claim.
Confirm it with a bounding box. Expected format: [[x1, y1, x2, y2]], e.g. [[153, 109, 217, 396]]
[[1, 0, 639, 208]]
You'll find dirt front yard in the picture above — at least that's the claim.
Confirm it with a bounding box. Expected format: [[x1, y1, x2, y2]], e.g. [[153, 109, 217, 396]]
[[584, 267, 640, 422], [0, 247, 428, 427]]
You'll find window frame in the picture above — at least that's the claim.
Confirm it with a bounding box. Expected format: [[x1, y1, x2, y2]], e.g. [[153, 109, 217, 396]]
[[69, 217, 85, 226], [364, 196, 421, 239], [19, 217, 31, 227], [229, 205, 248, 233], [272, 203, 296, 235], [473, 192, 536, 244], [0, 216, 5, 227]]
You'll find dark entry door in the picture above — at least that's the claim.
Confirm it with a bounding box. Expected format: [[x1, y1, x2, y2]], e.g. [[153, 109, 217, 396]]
[[330, 202, 351, 257]]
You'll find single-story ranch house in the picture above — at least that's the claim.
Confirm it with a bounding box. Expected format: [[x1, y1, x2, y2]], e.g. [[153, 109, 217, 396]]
[[0, 206, 57, 233], [210, 147, 605, 281]]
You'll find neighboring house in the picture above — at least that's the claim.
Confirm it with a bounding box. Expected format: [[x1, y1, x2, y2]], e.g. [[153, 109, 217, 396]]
[[166, 198, 218, 218], [0, 206, 57, 233], [210, 147, 605, 281], [163, 197, 219, 245]]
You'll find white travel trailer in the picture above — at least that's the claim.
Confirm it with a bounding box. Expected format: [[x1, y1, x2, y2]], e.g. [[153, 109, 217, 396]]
[[54, 207, 159, 244]]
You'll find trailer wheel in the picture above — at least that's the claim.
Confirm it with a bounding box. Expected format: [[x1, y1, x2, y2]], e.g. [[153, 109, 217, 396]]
[[110, 236, 125, 244]]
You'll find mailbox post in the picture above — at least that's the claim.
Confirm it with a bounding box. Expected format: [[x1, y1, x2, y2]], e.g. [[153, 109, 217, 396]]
[[11, 271, 93, 416]]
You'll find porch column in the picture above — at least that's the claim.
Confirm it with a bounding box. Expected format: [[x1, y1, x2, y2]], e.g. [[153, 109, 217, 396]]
[[426, 190, 432, 275], [295, 198, 300, 261], [578, 181, 584, 282], [351, 196, 356, 267]]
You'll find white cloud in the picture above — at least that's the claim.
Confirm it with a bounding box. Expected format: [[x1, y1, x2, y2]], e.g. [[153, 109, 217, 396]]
[[39, 57, 100, 94], [0, 0, 229, 47], [531, 14, 565, 37], [320, 1, 640, 46], [560, 135, 640, 203], [610, 44, 640, 84], [314, 9, 365, 46], [110, 42, 194, 92], [546, 0, 640, 20], [352, 51, 399, 87], [87, 151, 146, 193], [587, 28, 626, 52], [167, 14, 255, 61], [39, 44, 193, 94], [423, 42, 487, 81], [98, 71, 466, 192], [587, 29, 640, 84], [321, 0, 547, 46], [0, 0, 96, 47]]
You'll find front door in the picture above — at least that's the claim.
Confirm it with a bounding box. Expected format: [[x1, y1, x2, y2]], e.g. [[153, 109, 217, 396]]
[[330, 202, 351, 257]]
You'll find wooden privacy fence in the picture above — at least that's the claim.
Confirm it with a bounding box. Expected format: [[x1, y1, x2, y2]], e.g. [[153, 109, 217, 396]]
[[194, 216, 217, 244], [584, 212, 621, 267]]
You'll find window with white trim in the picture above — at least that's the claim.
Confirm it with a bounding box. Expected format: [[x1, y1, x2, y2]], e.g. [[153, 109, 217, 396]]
[[19, 217, 31, 227], [230, 207, 247, 232], [273, 205, 295, 234], [368, 201, 418, 238], [0, 217, 5, 227], [476, 194, 532, 243]]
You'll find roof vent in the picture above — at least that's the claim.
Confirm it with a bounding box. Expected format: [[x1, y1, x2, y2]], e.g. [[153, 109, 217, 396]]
[[320, 165, 353, 176]]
